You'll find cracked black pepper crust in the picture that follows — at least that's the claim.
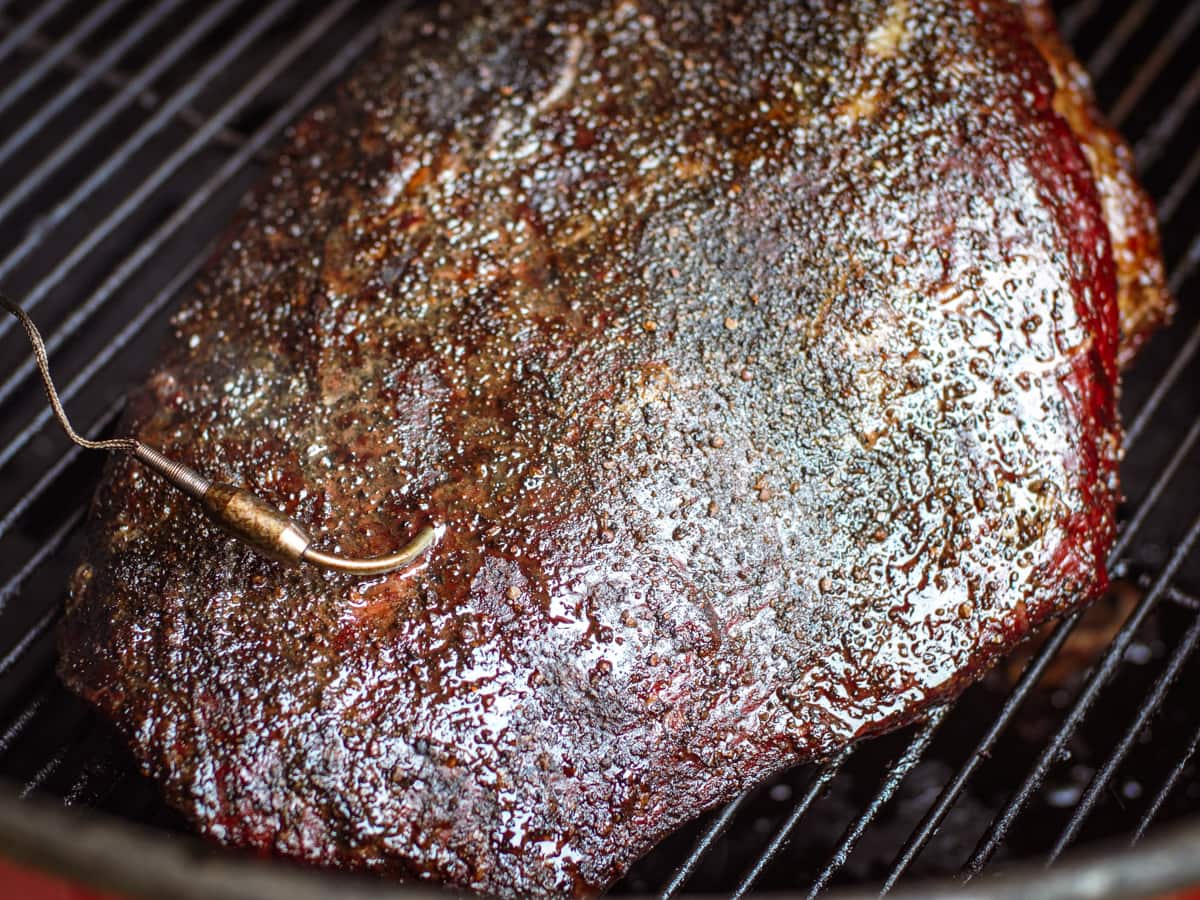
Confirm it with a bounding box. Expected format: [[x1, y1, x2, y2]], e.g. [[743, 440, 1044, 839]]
[[60, 1, 1168, 896]]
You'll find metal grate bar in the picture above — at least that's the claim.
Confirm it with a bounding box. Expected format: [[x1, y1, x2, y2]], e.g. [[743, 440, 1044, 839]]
[[0, 0, 389, 475], [962, 510, 1200, 879], [0, 0, 72, 68], [1133, 60, 1200, 172], [62, 722, 147, 811], [0, 5, 399, 690], [66, 775, 128, 811], [878, 344, 1199, 887], [879, 606, 1083, 892], [730, 750, 851, 900], [0, 400, 122, 544], [876, 251, 1200, 878], [0, 650, 55, 735], [15, 711, 101, 801], [1061, 0, 1104, 42], [0, 2, 1196, 895], [9, 0, 1180, 883], [0, 683, 51, 759], [0, 1, 292, 314], [735, 203, 1200, 886], [1085, 0, 1159, 81], [1166, 584, 1200, 611], [0, 0, 356, 417], [17, 714, 89, 801], [8, 17, 251, 155], [1125, 261, 1200, 450], [1131, 716, 1200, 845], [19, 750, 69, 800], [0, 260, 200, 655], [1157, 138, 1200, 225], [1088, 3, 1200, 452], [0, 407, 112, 744], [1125, 210, 1200, 446], [0, 0, 128, 120], [806, 708, 947, 899], [1111, 416, 1200, 564], [1110, 0, 1200, 128], [0, 0, 248, 261], [0, 0, 188, 173], [1047, 607, 1200, 861], [1169, 231, 1200, 296], [0, 607, 58, 683], [869, 16, 1200, 876], [0, 512, 83, 616], [65, 744, 123, 807], [0, 233, 204, 474], [659, 790, 751, 899]]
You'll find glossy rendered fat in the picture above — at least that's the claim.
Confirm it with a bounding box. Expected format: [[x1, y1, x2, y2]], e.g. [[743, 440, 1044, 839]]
[[61, 0, 1168, 896]]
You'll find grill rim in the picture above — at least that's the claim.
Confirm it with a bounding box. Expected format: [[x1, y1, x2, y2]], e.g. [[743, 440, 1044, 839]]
[[6, 780, 1200, 900], [0, 783, 452, 900]]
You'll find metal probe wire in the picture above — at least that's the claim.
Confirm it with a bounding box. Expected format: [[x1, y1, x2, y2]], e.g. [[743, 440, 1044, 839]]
[[1, 292, 137, 454], [1, 291, 437, 575]]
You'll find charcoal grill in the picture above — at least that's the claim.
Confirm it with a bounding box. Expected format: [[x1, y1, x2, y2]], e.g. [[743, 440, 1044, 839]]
[[2, 1, 1200, 897]]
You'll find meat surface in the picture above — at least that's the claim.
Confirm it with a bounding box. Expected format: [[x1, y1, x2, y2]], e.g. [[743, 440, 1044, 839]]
[[60, 0, 1169, 896]]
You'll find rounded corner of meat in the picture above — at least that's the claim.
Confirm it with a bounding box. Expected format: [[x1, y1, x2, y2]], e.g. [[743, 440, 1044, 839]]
[[58, 1, 1166, 896]]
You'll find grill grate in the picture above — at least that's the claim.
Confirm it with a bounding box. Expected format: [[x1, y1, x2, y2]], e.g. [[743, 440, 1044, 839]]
[[0, 0, 1198, 897]]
